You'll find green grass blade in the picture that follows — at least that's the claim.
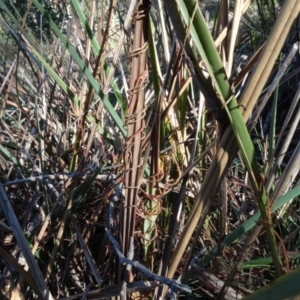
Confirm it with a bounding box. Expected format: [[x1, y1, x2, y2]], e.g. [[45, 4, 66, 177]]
[[182, 0, 282, 275], [202, 183, 300, 266], [268, 85, 278, 166], [71, 0, 126, 113], [243, 266, 300, 300], [32, 0, 126, 136], [241, 251, 300, 270]]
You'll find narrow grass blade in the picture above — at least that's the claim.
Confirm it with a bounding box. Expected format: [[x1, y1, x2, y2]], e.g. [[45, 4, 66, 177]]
[[32, 0, 126, 136], [202, 183, 300, 266], [243, 266, 300, 300], [0, 184, 53, 299]]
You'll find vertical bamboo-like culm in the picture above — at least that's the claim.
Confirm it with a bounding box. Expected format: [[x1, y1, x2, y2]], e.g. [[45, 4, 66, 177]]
[[122, 0, 150, 259]]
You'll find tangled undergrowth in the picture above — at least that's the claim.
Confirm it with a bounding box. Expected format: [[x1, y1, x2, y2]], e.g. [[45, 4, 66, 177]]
[[0, 0, 300, 299]]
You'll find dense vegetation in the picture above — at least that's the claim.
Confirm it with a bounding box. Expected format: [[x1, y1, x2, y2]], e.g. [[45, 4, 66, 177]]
[[0, 0, 300, 299]]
